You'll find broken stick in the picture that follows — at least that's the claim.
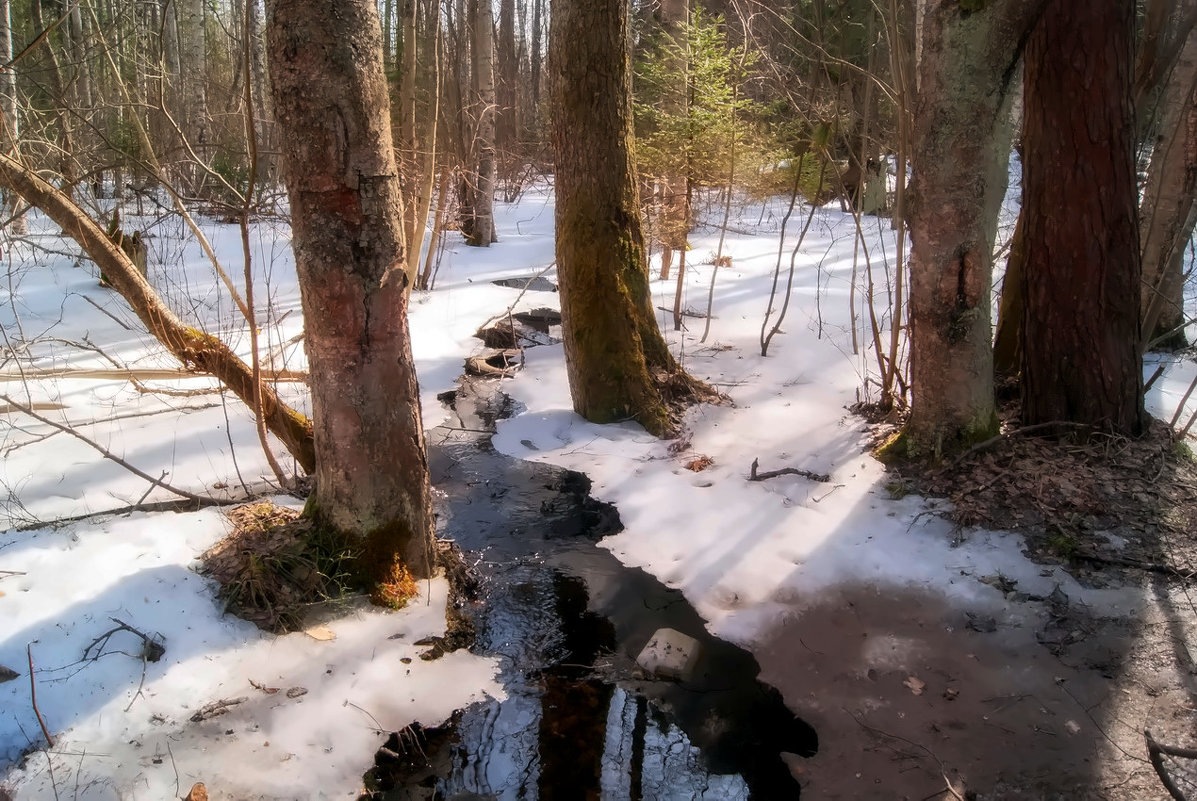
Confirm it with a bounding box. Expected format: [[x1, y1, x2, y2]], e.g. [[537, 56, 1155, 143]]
[[749, 458, 830, 483]]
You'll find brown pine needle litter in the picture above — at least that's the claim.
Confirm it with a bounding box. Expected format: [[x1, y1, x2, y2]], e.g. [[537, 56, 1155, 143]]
[[200, 502, 329, 633]]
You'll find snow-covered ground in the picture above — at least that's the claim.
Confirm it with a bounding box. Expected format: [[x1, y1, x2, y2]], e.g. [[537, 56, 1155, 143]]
[[1, 180, 1193, 799]]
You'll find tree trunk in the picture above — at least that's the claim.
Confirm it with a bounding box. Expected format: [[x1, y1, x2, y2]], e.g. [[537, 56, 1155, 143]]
[[0, 152, 316, 472], [465, 0, 497, 245], [496, 0, 518, 183], [398, 0, 420, 250], [266, 0, 436, 582], [29, 0, 78, 192], [178, 0, 208, 187], [550, 0, 709, 437], [0, 0, 26, 233], [1139, 21, 1197, 350], [657, 0, 689, 274], [1021, 0, 1144, 435], [992, 203, 1025, 377], [404, 7, 442, 287], [530, 0, 543, 111], [898, 0, 1046, 460]]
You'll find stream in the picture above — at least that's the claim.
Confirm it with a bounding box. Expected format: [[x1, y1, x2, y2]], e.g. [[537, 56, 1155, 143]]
[[364, 311, 816, 800]]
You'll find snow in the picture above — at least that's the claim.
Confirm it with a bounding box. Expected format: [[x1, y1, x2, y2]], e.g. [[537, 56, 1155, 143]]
[[0, 177, 1189, 797]]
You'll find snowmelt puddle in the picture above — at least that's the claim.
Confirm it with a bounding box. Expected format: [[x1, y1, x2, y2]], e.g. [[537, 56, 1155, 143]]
[[363, 379, 816, 799]]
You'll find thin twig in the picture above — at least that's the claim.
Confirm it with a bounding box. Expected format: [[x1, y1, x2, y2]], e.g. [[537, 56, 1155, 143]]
[[27, 643, 54, 747], [0, 392, 218, 504], [953, 421, 1091, 464]]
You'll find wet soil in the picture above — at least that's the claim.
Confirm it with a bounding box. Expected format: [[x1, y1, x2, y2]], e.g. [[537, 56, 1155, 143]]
[[363, 379, 815, 800]]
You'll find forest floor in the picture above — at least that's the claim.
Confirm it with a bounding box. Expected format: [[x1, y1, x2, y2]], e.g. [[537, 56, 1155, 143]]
[[2, 183, 1196, 799], [764, 409, 1197, 800]]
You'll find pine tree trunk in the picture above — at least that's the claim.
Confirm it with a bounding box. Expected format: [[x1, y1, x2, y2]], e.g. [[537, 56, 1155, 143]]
[[550, 0, 707, 437], [899, 0, 1046, 459], [1139, 22, 1197, 350], [266, 0, 436, 581], [1021, 0, 1144, 434]]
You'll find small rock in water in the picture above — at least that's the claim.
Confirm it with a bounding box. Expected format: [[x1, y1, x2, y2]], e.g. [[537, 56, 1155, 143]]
[[636, 627, 701, 681]]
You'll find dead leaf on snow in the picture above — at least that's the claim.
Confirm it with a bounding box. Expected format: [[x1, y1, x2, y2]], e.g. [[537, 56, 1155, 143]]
[[903, 676, 926, 695]]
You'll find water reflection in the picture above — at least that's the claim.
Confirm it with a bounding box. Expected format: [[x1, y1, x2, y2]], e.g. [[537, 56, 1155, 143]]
[[366, 381, 815, 800]]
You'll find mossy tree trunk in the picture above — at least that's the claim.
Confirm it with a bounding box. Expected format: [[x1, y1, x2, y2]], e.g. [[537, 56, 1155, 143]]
[[1020, 0, 1144, 435], [549, 0, 705, 438], [266, 0, 436, 582], [901, 0, 1047, 459]]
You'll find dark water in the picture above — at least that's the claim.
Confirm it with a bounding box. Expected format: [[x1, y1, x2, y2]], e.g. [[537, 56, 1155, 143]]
[[492, 275, 558, 292], [366, 380, 816, 800]]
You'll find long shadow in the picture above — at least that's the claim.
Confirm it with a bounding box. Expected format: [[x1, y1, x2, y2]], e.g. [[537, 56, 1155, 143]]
[[0, 561, 248, 769]]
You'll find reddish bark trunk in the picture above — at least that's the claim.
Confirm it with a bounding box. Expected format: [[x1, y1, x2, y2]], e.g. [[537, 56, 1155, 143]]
[[1021, 0, 1144, 435], [266, 0, 435, 581]]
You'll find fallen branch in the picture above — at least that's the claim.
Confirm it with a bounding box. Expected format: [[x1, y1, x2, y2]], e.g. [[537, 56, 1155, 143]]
[[749, 458, 830, 483], [27, 644, 53, 747], [0, 367, 307, 383], [0, 153, 314, 471], [953, 421, 1091, 464], [189, 697, 248, 723], [1145, 729, 1190, 801]]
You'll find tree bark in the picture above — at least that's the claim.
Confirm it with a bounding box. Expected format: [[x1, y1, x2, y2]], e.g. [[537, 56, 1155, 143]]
[[1139, 18, 1197, 350], [465, 0, 497, 246], [657, 0, 689, 276], [0, 0, 26, 233], [1021, 0, 1144, 435], [0, 153, 316, 473], [266, 0, 436, 581], [178, 0, 208, 161], [992, 203, 1025, 377], [550, 0, 709, 437], [496, 0, 518, 183], [899, 0, 1046, 459]]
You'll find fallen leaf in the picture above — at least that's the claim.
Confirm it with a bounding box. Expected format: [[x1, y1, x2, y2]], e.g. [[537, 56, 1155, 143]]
[[303, 625, 336, 642], [184, 783, 208, 801], [285, 686, 308, 699], [903, 676, 926, 696]]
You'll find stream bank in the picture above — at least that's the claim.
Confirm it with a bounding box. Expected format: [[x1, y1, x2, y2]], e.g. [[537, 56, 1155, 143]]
[[363, 377, 816, 799]]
